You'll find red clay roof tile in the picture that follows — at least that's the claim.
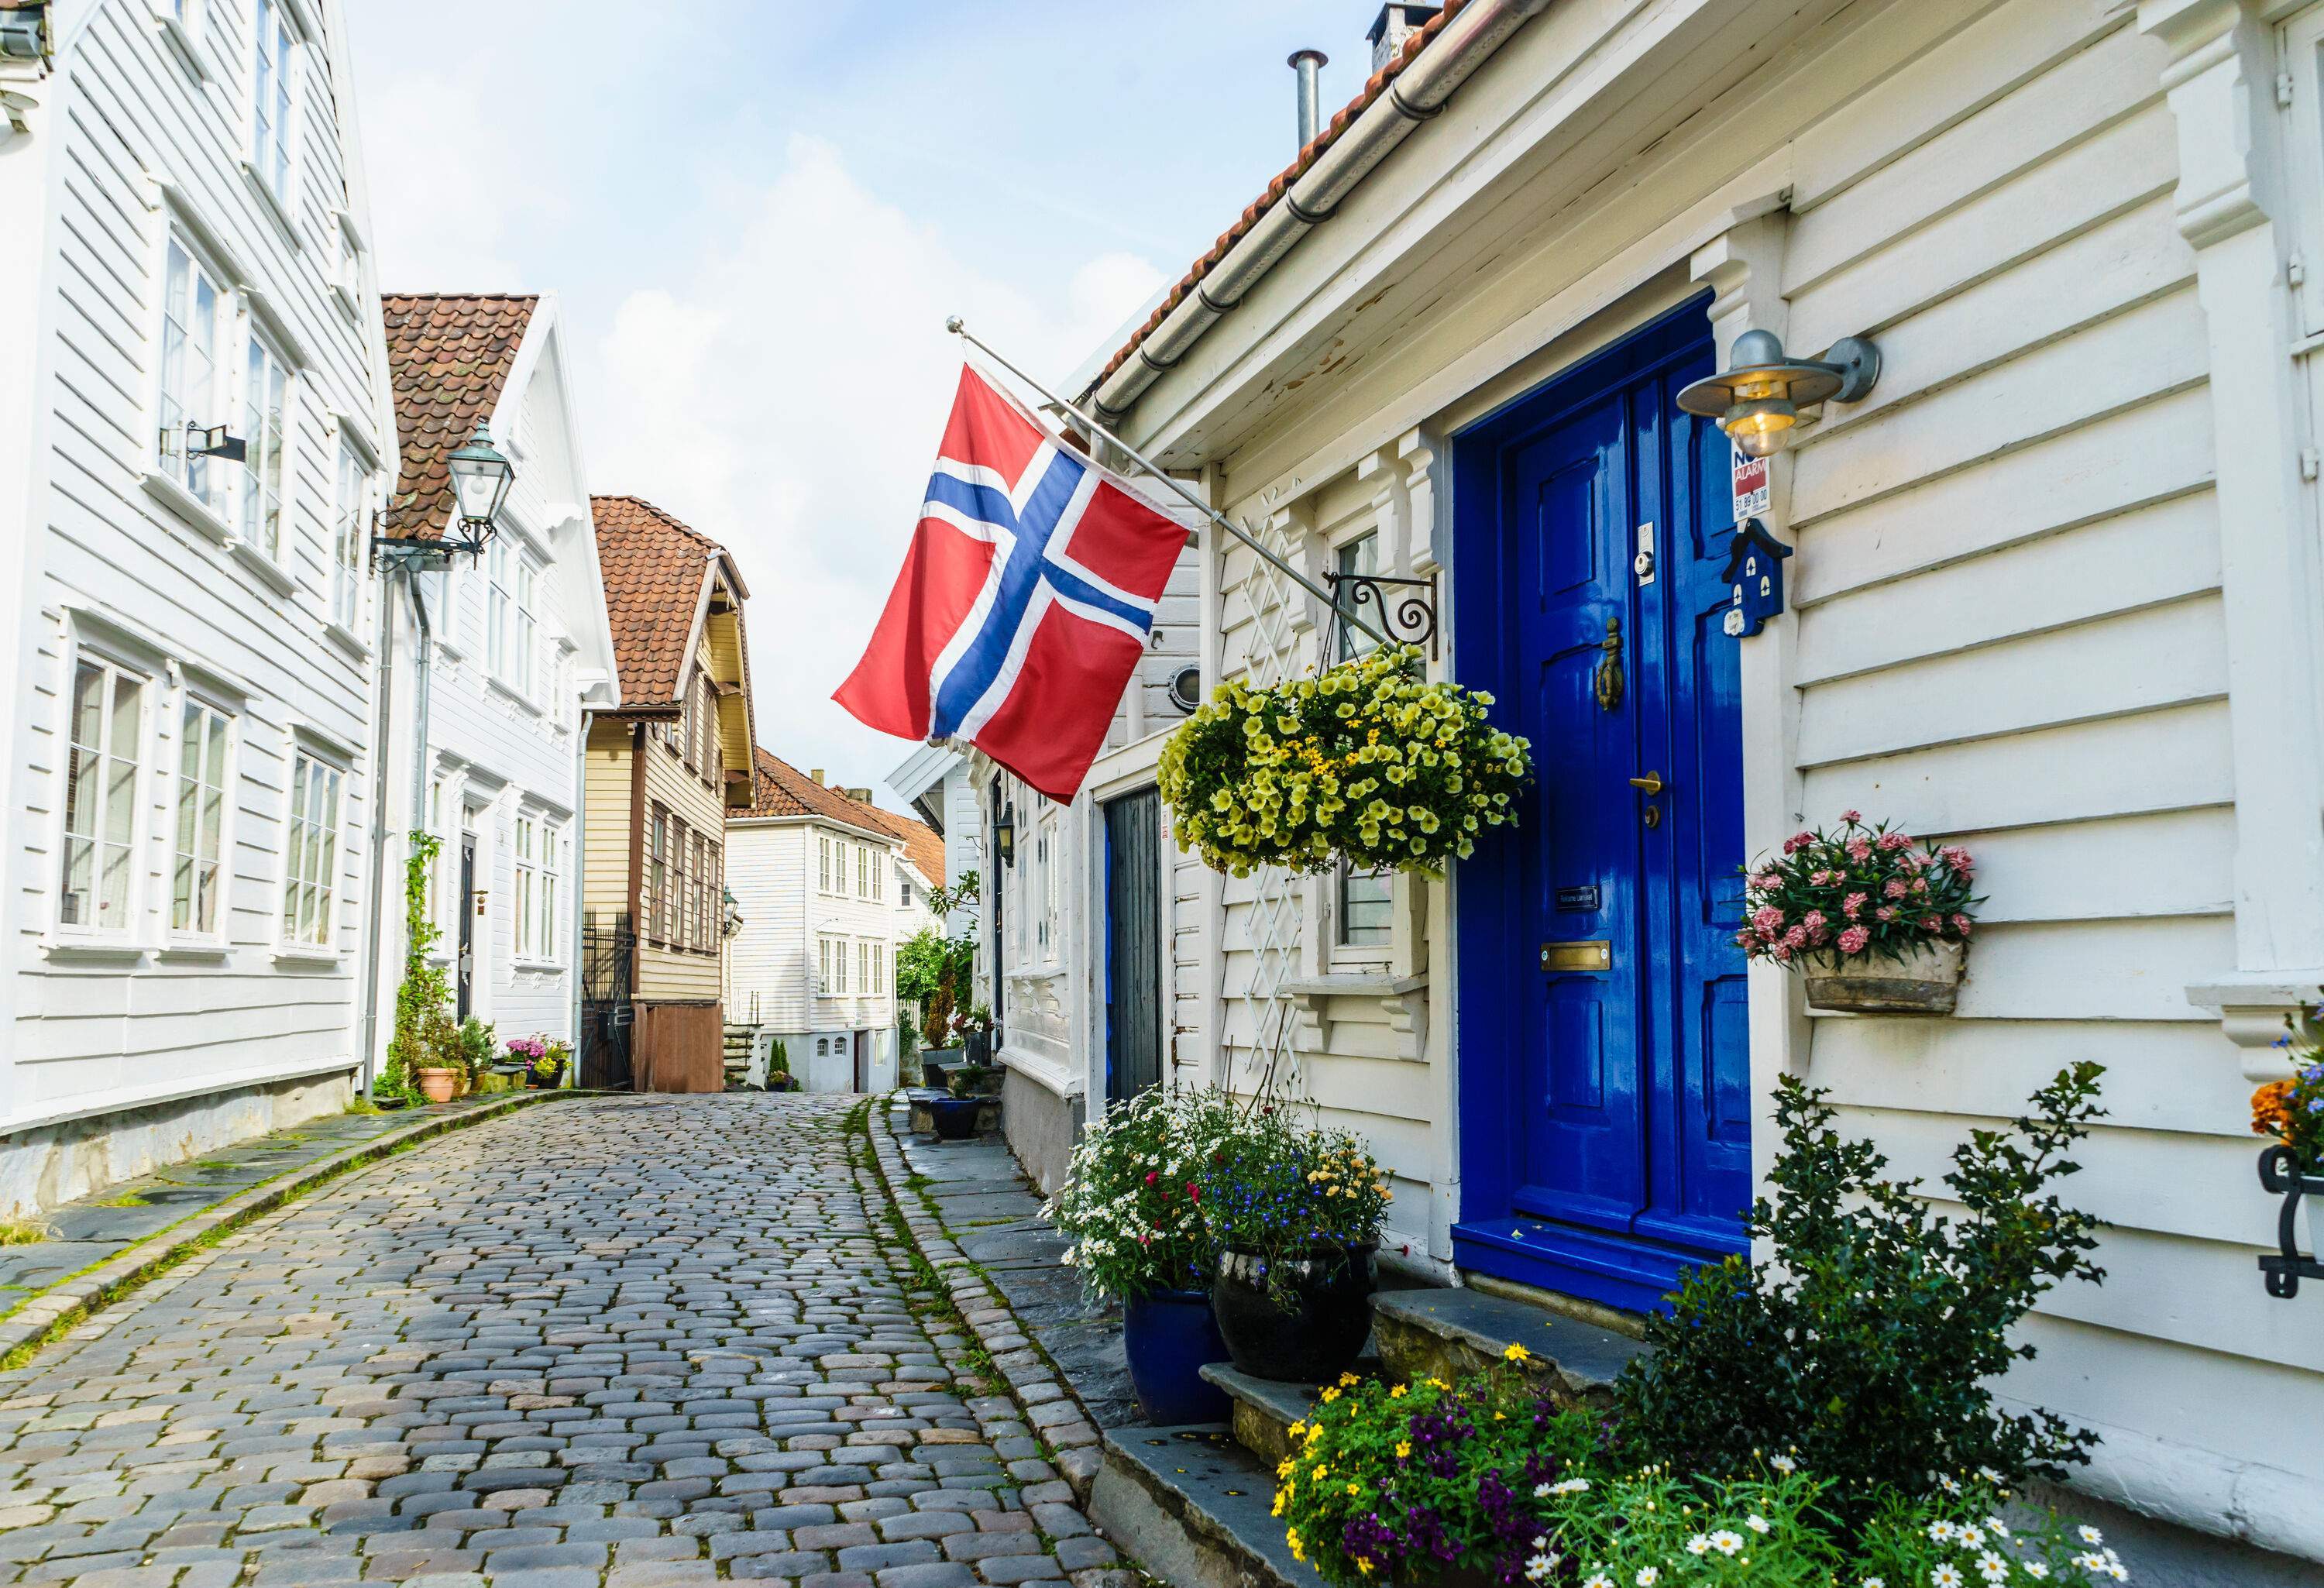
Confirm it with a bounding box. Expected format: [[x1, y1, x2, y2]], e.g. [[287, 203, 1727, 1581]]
[[381, 294, 538, 539], [590, 495, 728, 709]]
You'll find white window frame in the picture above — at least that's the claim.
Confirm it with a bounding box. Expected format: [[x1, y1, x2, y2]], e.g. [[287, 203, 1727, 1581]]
[[818, 935, 834, 995], [280, 747, 345, 953], [249, 0, 297, 215], [871, 849, 884, 903], [156, 233, 231, 516], [425, 774, 447, 933], [169, 696, 235, 944], [331, 436, 368, 636], [819, 833, 834, 895], [834, 932, 850, 995], [856, 843, 870, 899], [239, 327, 293, 562], [1329, 530, 1394, 957], [1033, 809, 1059, 962], [487, 538, 513, 684], [57, 654, 150, 940], [514, 557, 538, 698], [2283, 5, 2324, 340], [514, 814, 538, 961]]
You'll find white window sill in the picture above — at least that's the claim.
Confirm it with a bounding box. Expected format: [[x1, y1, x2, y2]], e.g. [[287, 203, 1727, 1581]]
[[226, 537, 298, 596], [153, 11, 205, 79], [156, 940, 229, 961], [239, 161, 301, 252], [323, 620, 370, 661], [513, 957, 564, 974], [487, 675, 544, 717], [330, 280, 361, 325], [40, 936, 149, 964], [272, 945, 340, 968], [140, 469, 233, 545]]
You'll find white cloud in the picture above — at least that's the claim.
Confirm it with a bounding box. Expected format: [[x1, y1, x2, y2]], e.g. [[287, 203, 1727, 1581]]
[[584, 134, 1164, 796]]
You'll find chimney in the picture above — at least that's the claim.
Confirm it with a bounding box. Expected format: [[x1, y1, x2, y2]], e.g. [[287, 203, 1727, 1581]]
[[1367, 2, 1441, 72], [847, 787, 875, 804], [1287, 48, 1327, 151], [810, 768, 825, 785]]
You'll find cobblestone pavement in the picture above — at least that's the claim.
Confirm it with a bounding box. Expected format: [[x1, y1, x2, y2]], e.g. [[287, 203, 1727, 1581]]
[[0, 1095, 1126, 1588]]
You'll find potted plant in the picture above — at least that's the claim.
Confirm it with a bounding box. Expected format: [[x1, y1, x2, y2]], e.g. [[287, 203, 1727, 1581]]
[[414, 1009, 462, 1105], [927, 1071, 985, 1141], [1737, 812, 1980, 1013], [2251, 994, 2324, 1273], [1202, 1105, 1389, 1384], [1046, 1088, 1237, 1424], [454, 1017, 496, 1098], [1158, 643, 1532, 881], [527, 1039, 571, 1089], [954, 1004, 995, 1069]]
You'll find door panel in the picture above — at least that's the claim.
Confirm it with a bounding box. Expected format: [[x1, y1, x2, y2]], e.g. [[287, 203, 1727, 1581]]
[[1105, 789, 1164, 1108], [1452, 300, 1750, 1314]]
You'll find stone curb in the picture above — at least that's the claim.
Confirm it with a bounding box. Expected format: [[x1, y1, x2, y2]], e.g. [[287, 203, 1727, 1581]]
[[868, 1096, 1112, 1506], [0, 1087, 590, 1371]]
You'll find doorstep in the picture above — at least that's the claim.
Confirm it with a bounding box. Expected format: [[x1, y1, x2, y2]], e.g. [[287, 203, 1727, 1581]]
[[1372, 1285, 1645, 1410], [1200, 1359, 1377, 1470], [1088, 1425, 1323, 1588]]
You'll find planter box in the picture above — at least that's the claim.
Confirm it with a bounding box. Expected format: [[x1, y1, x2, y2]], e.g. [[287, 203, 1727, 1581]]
[[1805, 939, 1965, 1015]]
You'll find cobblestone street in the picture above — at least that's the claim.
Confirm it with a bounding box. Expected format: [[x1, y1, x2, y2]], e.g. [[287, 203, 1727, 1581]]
[[0, 1095, 1122, 1588]]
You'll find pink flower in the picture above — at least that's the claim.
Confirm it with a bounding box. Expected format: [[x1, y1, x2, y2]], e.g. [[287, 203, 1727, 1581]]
[[1772, 944, 1793, 962], [1840, 809, 1862, 823], [1898, 849, 1926, 871], [1838, 926, 1870, 955], [1876, 906, 1899, 923], [1842, 892, 1868, 919], [1847, 838, 1873, 861], [1939, 844, 1975, 877], [1879, 830, 1912, 851], [1783, 925, 1810, 949], [1783, 831, 1813, 855], [1911, 876, 1929, 894], [1752, 905, 1786, 933], [1920, 916, 1941, 932], [1750, 872, 1779, 892], [1951, 914, 1973, 937], [1803, 910, 1827, 933], [1735, 930, 1760, 951], [1884, 878, 1910, 899]]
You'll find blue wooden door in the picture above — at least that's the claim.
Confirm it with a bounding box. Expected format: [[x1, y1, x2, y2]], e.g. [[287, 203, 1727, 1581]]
[[1452, 301, 1749, 1313]]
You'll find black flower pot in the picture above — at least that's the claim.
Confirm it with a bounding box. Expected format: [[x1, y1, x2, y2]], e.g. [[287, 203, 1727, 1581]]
[[928, 1095, 983, 1141], [1209, 1242, 1376, 1384], [965, 1030, 992, 1067]]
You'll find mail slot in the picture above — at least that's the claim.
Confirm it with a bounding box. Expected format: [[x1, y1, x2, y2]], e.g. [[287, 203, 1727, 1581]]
[[1540, 940, 1611, 972]]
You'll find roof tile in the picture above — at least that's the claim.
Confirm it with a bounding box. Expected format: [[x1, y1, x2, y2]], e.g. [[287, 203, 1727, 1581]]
[[747, 746, 943, 889], [381, 294, 538, 539], [591, 495, 727, 708]]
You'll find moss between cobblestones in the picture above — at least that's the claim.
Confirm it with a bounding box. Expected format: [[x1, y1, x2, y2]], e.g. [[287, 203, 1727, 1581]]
[[0, 1088, 586, 1374]]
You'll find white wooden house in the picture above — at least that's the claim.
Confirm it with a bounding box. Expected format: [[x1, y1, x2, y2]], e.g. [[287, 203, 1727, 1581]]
[[723, 749, 937, 1092], [1028, 0, 2324, 1573], [0, 0, 395, 1213], [369, 293, 621, 1071]]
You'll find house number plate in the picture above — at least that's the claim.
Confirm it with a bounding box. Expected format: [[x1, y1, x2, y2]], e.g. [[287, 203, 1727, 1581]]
[[1539, 940, 1612, 972], [1554, 885, 1601, 912]]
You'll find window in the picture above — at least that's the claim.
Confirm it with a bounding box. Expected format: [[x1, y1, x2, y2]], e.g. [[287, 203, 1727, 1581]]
[[171, 699, 231, 937], [834, 933, 850, 995], [514, 816, 538, 958], [819, 833, 834, 894], [59, 659, 146, 935], [1338, 864, 1393, 949], [694, 832, 711, 951], [818, 937, 831, 993], [486, 539, 535, 693], [1336, 532, 1380, 662], [250, 0, 294, 209], [158, 238, 226, 511], [858, 940, 870, 998], [425, 776, 445, 926], [1034, 812, 1058, 957], [648, 807, 669, 942], [541, 829, 560, 964], [240, 333, 290, 559], [856, 844, 870, 899], [332, 438, 366, 633], [672, 816, 691, 947], [871, 850, 884, 902], [901, 878, 916, 909], [282, 751, 342, 949], [328, 214, 360, 301]]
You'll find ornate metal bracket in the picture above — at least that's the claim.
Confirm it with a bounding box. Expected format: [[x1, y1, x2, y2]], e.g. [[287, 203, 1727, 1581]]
[[1324, 572, 1439, 661], [2258, 1145, 2324, 1299]]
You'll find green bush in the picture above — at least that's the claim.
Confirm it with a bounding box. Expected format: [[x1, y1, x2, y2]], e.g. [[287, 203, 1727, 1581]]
[[456, 1017, 496, 1080], [1614, 1064, 2108, 1525]]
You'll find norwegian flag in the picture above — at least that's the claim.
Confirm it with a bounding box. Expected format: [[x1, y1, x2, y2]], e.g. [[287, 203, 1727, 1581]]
[[834, 364, 1189, 800]]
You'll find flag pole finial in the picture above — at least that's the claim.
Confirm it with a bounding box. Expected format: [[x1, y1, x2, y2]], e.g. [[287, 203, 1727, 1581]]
[[944, 315, 964, 335]]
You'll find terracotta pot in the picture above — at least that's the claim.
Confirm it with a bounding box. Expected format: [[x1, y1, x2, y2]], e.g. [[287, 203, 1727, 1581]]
[[416, 1068, 457, 1104], [1805, 938, 1965, 1015]]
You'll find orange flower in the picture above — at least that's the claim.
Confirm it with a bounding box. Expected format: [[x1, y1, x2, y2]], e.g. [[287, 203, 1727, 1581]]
[[2252, 1078, 2297, 1144]]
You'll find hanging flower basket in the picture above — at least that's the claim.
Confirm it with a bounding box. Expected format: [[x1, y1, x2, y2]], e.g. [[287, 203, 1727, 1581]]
[[1157, 644, 1532, 880], [1738, 813, 1981, 1015]]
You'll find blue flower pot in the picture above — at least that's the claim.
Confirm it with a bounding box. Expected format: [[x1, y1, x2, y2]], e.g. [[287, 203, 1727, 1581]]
[[1122, 1288, 1233, 1425], [927, 1095, 983, 1141]]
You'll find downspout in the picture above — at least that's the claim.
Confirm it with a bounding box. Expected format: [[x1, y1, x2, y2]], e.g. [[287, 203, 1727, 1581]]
[[356, 565, 398, 1098], [569, 707, 590, 1080], [1088, 0, 1555, 423], [405, 574, 434, 827]]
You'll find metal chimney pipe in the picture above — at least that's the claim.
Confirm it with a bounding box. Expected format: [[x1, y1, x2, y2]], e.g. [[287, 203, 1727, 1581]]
[[1288, 49, 1327, 150]]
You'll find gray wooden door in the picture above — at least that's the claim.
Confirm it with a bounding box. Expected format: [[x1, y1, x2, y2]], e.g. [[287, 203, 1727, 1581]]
[[1104, 788, 1164, 1108]]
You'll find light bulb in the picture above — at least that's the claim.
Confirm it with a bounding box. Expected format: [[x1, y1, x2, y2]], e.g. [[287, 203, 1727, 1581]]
[[1723, 399, 1796, 459]]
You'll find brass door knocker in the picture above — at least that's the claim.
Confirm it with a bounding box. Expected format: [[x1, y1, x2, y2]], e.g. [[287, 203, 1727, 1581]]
[[1593, 617, 1624, 712]]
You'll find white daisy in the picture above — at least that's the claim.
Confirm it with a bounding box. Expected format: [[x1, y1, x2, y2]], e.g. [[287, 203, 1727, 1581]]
[[1985, 1519, 2010, 1539], [1686, 1536, 1711, 1558], [1635, 1570, 1661, 1588], [1745, 1514, 1771, 1535], [1525, 1555, 1555, 1583], [1769, 1454, 1798, 1475], [1976, 1466, 2004, 1485], [1939, 1475, 1964, 1496], [1976, 1553, 2009, 1583], [2078, 1527, 2105, 1547], [1864, 1580, 1886, 1588], [2023, 1566, 2048, 1581], [1959, 1527, 1985, 1550], [1549, 1477, 1592, 1496], [1583, 1577, 1614, 1588], [1534, 1483, 1552, 1499], [1710, 1531, 1744, 1556], [1932, 1567, 1964, 1588], [1927, 1521, 1958, 1544]]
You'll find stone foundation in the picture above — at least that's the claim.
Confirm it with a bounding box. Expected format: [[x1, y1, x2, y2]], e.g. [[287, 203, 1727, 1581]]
[[0, 1067, 356, 1220], [1000, 1064, 1083, 1194]]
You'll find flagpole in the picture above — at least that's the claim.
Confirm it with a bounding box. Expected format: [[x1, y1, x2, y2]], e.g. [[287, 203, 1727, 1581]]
[[945, 317, 1388, 647]]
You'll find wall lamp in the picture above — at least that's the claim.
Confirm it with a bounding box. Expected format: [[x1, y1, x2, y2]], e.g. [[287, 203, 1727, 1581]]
[[994, 803, 1016, 869], [1676, 328, 1881, 459]]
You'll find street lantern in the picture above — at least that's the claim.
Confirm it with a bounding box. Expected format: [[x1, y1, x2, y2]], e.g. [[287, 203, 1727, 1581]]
[[1676, 328, 1881, 459], [994, 803, 1016, 869], [442, 422, 514, 555]]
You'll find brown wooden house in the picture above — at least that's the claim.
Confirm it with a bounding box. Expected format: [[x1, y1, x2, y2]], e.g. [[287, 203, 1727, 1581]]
[[583, 497, 755, 1091]]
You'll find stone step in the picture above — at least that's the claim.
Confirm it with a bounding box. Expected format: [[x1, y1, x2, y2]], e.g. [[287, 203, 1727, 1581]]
[[1198, 1359, 1378, 1471], [1088, 1425, 1322, 1588], [1371, 1285, 1648, 1411]]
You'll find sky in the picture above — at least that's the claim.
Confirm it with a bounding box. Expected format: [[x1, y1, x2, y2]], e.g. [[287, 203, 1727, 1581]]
[[346, 0, 1379, 809]]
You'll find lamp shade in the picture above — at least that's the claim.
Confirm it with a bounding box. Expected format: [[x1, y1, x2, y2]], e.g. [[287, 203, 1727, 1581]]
[[446, 423, 514, 528]]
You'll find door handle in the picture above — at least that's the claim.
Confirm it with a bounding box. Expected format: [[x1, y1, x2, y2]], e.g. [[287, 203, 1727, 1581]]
[[1628, 772, 1666, 796], [1593, 618, 1624, 712]]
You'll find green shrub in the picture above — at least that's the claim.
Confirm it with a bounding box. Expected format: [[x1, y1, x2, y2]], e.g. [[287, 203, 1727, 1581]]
[[456, 1017, 496, 1079], [1614, 1064, 2108, 1525]]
